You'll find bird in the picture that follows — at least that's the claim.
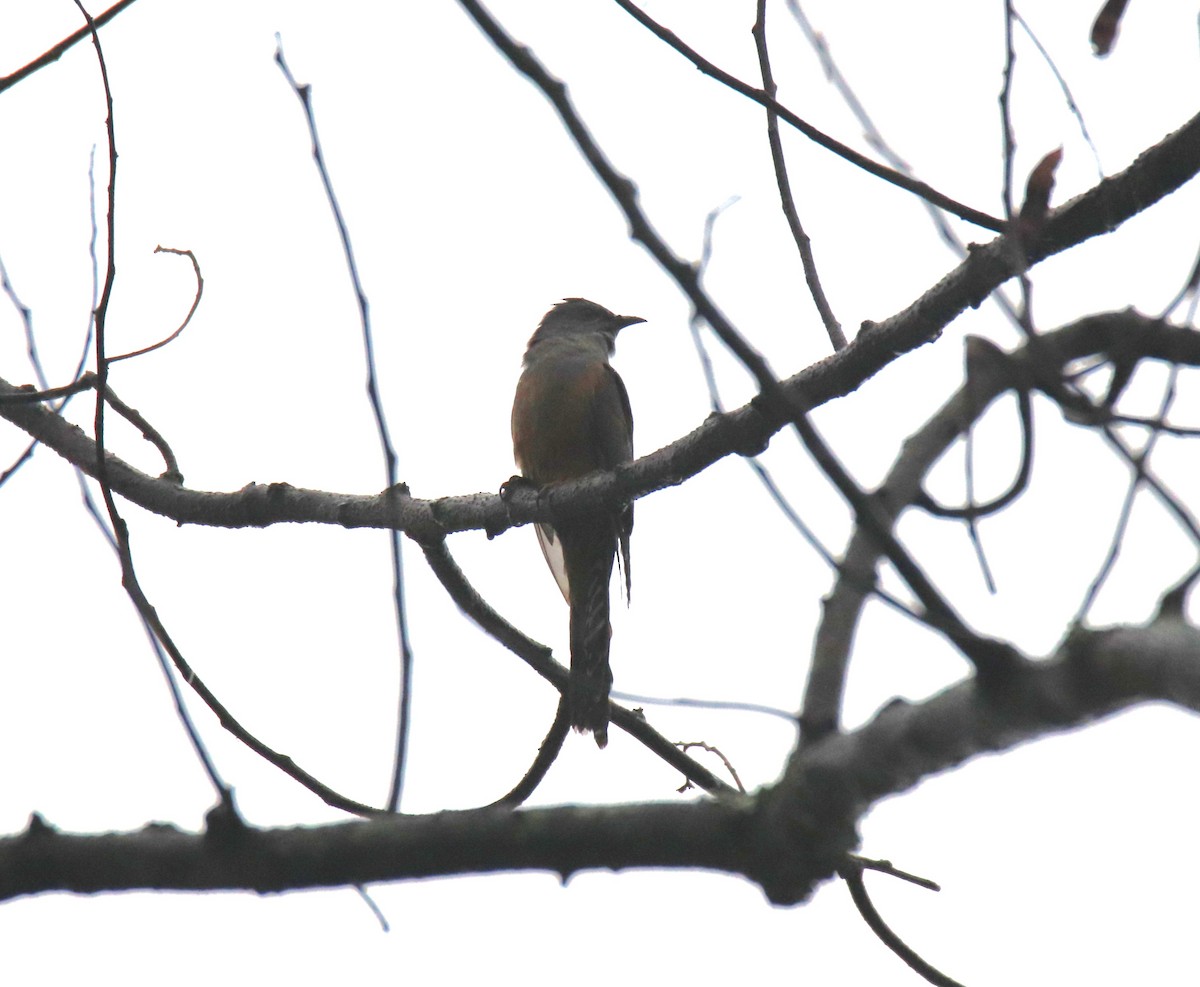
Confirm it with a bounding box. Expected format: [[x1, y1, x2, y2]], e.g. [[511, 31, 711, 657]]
[[510, 298, 645, 748]]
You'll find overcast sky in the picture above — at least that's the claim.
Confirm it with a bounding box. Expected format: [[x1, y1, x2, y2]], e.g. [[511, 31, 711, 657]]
[[1, 2, 1198, 983]]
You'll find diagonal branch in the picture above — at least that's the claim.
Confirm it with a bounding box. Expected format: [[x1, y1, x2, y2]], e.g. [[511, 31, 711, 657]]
[[801, 311, 1193, 739], [3, 316, 1200, 547], [0, 0, 140, 95], [612, 0, 1004, 231], [460, 0, 1025, 681], [751, 0, 844, 350], [421, 540, 736, 796]]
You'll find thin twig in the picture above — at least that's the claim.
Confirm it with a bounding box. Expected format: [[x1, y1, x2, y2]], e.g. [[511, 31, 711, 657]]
[[848, 854, 941, 893], [612, 0, 1004, 231], [613, 690, 800, 725], [839, 859, 965, 987], [101, 382, 183, 481], [784, 0, 1025, 331], [1159, 238, 1200, 320], [962, 420, 998, 593], [275, 38, 415, 814], [109, 246, 204, 362], [1075, 368, 1179, 622], [0, 0, 140, 95], [0, 254, 49, 485], [489, 701, 571, 808], [1106, 412, 1200, 437], [0, 374, 182, 480], [751, 0, 844, 350], [1000, 0, 1036, 334], [355, 885, 390, 932], [675, 741, 745, 793], [918, 364, 1035, 521], [73, 0, 226, 802], [1013, 9, 1103, 177], [420, 540, 735, 795], [462, 0, 1019, 680], [690, 202, 924, 624]]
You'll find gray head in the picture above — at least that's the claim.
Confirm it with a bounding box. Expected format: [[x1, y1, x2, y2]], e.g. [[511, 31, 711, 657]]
[[525, 298, 645, 354]]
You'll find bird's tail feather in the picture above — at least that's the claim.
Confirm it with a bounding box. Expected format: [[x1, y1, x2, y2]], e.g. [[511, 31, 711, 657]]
[[564, 518, 616, 748]]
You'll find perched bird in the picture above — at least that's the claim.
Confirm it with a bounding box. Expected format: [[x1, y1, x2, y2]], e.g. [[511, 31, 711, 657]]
[[511, 298, 644, 748]]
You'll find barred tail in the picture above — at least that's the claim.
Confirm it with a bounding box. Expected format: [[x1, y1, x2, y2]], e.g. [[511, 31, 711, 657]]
[[563, 518, 617, 748]]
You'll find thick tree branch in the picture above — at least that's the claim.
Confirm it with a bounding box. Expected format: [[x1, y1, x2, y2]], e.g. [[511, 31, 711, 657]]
[[803, 311, 1199, 739], [6, 612, 1198, 904], [3, 306, 1200, 549]]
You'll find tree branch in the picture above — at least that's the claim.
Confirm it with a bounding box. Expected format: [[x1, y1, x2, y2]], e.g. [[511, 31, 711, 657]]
[[7, 611, 1198, 903], [0, 0, 140, 95]]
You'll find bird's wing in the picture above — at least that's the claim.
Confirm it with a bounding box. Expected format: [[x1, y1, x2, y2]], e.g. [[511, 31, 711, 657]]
[[591, 364, 634, 602]]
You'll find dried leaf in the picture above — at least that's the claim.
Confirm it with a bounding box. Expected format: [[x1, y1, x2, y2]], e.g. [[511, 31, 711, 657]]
[[1091, 0, 1130, 56], [1017, 148, 1064, 242]]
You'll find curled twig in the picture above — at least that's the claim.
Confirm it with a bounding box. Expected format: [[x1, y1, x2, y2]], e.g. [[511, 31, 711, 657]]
[[675, 741, 745, 793], [109, 246, 204, 363]]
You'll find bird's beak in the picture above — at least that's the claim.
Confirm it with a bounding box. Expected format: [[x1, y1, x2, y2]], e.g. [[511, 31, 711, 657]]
[[617, 315, 647, 330]]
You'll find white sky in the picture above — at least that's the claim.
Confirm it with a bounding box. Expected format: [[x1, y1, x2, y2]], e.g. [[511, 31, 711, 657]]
[[1, 1, 1199, 983]]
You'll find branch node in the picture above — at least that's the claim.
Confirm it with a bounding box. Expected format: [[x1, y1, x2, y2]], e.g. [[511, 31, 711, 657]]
[[204, 788, 247, 843], [24, 812, 56, 839]]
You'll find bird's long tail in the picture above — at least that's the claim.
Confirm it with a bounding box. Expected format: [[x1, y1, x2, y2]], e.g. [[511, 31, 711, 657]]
[[562, 516, 617, 748]]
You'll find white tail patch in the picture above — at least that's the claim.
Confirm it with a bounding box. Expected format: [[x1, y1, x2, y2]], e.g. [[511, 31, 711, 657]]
[[535, 522, 570, 603]]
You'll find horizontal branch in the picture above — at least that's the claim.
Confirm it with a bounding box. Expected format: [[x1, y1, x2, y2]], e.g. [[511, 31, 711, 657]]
[[6, 311, 1199, 551], [2, 102, 1197, 539], [6, 611, 1198, 904], [0, 798, 760, 902]]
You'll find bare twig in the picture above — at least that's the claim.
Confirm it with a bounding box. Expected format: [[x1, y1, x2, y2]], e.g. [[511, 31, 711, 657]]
[[0, 0, 140, 95], [849, 854, 941, 893], [275, 39, 415, 813], [689, 200, 901, 609], [613, 690, 800, 725], [1013, 9, 1103, 177], [73, 0, 226, 802], [784, 0, 1025, 331], [460, 0, 1024, 683], [839, 859, 964, 987], [420, 540, 735, 795], [612, 0, 1005, 232], [1076, 366, 1181, 622], [109, 246, 204, 363], [489, 702, 571, 808], [751, 0, 844, 350], [917, 347, 1035, 522], [1000, 0, 1036, 334], [676, 741, 746, 793], [1160, 238, 1200, 320], [0, 254, 52, 485]]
